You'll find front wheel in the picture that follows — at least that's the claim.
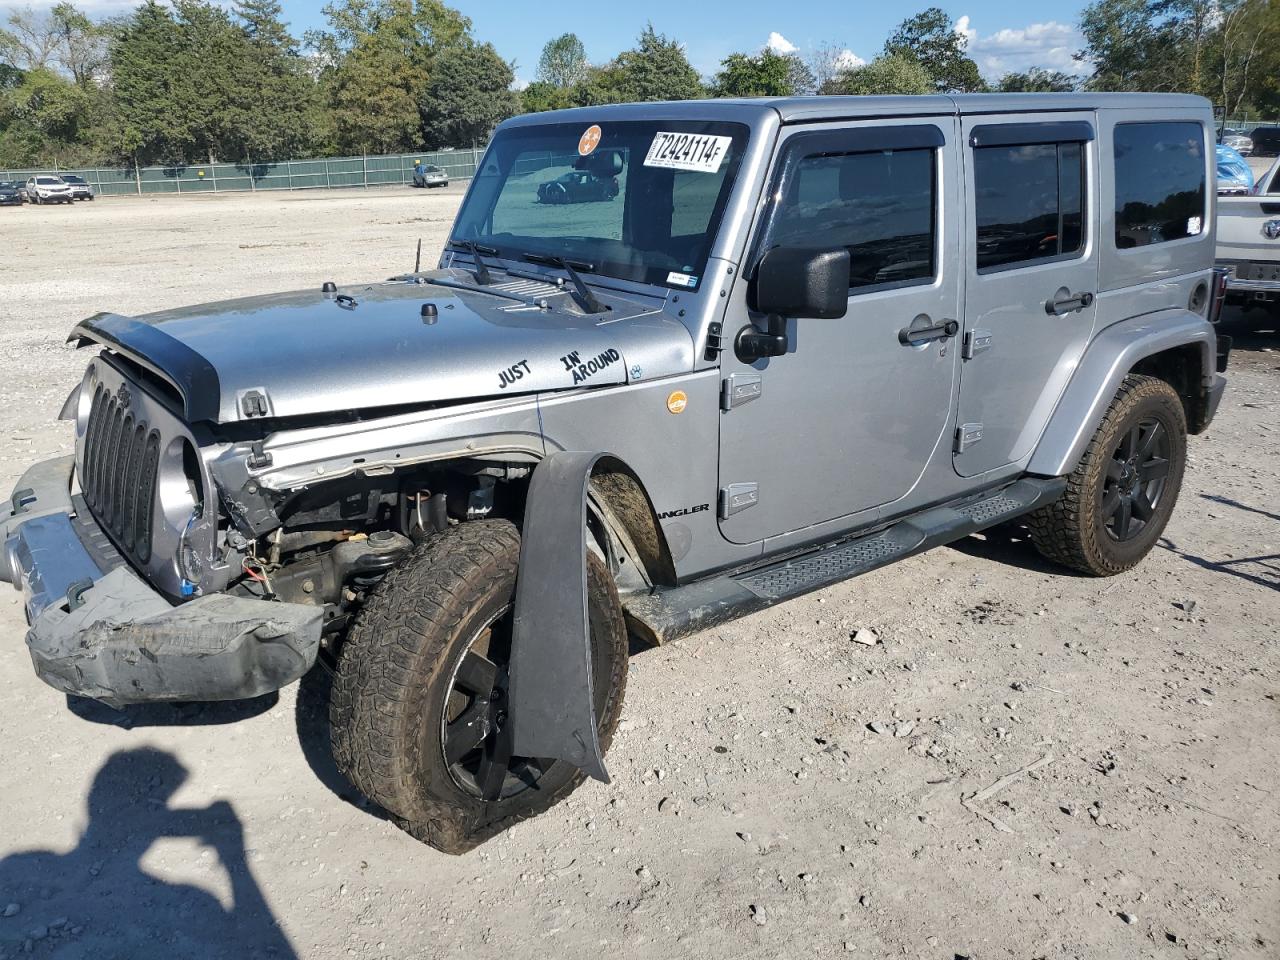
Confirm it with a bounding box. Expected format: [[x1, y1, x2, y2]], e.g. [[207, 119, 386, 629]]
[[1028, 374, 1187, 576], [329, 519, 629, 853]]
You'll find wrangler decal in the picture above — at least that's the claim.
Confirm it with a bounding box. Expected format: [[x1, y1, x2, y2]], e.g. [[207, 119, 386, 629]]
[[658, 503, 709, 520]]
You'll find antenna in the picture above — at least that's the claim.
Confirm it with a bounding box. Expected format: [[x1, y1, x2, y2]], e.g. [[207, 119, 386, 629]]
[[414, 238, 422, 274]]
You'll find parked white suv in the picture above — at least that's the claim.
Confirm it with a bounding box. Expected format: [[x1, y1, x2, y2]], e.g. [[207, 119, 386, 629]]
[[24, 176, 73, 205]]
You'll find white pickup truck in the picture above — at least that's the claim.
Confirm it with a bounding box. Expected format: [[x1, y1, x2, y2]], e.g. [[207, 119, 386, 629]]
[[1217, 156, 1280, 318]]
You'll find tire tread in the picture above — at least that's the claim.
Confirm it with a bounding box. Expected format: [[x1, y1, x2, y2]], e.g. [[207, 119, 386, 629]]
[[329, 519, 627, 854], [1027, 374, 1186, 576]]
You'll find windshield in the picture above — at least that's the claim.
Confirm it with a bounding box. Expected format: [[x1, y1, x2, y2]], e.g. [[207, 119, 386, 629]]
[[36, 177, 62, 185], [453, 119, 750, 289]]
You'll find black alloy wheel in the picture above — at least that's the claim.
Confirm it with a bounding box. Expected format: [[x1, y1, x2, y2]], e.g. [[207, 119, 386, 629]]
[[1100, 416, 1171, 542], [440, 606, 553, 802]]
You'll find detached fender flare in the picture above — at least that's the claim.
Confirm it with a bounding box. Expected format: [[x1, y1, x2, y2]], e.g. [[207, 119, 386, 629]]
[[507, 451, 612, 784], [1027, 309, 1216, 478]]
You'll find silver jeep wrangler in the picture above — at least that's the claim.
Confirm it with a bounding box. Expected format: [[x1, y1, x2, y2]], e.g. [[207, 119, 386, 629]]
[[0, 94, 1229, 853]]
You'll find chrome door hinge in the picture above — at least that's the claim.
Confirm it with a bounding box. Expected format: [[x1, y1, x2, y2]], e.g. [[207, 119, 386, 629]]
[[961, 329, 993, 360], [954, 422, 984, 453], [721, 373, 762, 411], [719, 482, 759, 519]]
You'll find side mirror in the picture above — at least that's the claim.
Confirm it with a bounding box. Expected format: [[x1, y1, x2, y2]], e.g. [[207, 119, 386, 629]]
[[737, 246, 850, 361], [575, 149, 624, 176]]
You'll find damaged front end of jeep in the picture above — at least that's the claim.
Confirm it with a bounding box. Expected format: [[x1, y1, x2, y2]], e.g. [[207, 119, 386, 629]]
[[0, 273, 689, 782]]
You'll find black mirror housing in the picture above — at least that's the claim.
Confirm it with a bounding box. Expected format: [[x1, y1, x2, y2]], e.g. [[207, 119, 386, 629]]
[[575, 150, 624, 176], [754, 246, 850, 320]]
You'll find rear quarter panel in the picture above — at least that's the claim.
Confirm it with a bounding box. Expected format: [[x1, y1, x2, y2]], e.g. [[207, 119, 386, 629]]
[[1097, 106, 1216, 298]]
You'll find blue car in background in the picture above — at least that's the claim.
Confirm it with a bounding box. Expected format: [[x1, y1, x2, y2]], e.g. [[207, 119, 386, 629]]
[[1216, 143, 1254, 195]]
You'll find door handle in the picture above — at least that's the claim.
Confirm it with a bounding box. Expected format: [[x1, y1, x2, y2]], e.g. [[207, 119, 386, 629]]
[[1045, 289, 1095, 316], [898, 318, 958, 345]]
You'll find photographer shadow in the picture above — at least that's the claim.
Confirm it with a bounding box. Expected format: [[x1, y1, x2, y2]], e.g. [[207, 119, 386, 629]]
[[0, 747, 297, 959]]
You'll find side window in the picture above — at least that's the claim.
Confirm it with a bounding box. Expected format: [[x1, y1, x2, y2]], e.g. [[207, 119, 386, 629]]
[[764, 147, 936, 290], [974, 141, 1086, 271], [1114, 122, 1206, 248]]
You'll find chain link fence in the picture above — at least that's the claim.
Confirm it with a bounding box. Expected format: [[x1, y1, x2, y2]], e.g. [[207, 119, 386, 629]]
[[0, 146, 486, 197]]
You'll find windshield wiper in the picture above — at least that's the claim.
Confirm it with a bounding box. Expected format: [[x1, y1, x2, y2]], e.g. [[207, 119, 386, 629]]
[[447, 239, 496, 285], [522, 253, 607, 314]]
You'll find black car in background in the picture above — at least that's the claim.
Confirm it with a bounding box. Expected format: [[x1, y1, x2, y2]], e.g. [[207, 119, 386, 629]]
[[0, 181, 22, 206], [536, 169, 620, 204], [1248, 125, 1280, 157], [62, 174, 94, 200]]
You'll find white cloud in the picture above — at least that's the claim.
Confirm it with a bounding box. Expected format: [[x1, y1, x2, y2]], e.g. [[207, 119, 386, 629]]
[[834, 49, 866, 70], [766, 31, 798, 55], [955, 15, 1086, 78]]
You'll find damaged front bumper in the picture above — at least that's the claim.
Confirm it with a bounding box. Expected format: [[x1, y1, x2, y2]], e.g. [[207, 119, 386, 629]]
[[1, 456, 322, 708]]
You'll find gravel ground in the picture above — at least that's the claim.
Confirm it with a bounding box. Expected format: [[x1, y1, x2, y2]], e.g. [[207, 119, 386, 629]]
[[0, 188, 1277, 960]]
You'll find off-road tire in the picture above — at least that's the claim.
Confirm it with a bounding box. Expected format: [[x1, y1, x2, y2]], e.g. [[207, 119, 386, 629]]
[[1028, 374, 1187, 576], [329, 519, 628, 854]]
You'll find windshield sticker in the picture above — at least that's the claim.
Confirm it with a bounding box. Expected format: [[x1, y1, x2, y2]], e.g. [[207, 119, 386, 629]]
[[666, 271, 697, 288], [1187, 215, 1202, 235], [644, 132, 732, 173], [497, 359, 531, 390], [578, 125, 602, 156], [560, 347, 621, 385]]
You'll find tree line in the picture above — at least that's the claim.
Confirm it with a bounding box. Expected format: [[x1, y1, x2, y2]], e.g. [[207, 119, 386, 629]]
[[2, 0, 1277, 170]]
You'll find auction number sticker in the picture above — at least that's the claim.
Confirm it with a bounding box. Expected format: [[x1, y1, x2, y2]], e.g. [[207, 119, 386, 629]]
[[644, 132, 732, 173]]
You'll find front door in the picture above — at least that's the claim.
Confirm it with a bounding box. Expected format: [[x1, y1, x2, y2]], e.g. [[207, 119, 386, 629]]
[[717, 118, 961, 545], [953, 113, 1100, 477]]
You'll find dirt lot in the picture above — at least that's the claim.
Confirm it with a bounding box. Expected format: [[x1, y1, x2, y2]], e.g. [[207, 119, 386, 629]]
[[0, 188, 1276, 960]]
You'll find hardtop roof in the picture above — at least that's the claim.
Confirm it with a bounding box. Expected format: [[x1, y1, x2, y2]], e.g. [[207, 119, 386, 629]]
[[502, 93, 1211, 130]]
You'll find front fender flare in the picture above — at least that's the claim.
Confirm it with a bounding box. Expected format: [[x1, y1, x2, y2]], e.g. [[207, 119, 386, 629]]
[[507, 451, 612, 784], [1027, 310, 1215, 478]]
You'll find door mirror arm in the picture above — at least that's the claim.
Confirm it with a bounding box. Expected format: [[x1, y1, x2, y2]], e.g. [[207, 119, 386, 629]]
[[735, 314, 789, 361]]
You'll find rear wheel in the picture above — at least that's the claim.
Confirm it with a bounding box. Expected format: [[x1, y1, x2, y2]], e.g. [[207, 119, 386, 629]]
[[329, 519, 629, 853], [1028, 374, 1187, 576]]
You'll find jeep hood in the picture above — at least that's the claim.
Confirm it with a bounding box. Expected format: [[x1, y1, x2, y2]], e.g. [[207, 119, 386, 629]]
[[69, 270, 692, 424]]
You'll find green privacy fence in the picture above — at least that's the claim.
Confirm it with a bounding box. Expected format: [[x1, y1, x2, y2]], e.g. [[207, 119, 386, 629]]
[[0, 147, 486, 197]]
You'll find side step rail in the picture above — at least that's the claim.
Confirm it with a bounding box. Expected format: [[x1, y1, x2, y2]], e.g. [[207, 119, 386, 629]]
[[623, 477, 1065, 646]]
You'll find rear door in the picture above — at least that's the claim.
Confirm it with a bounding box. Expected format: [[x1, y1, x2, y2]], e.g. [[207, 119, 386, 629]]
[[954, 114, 1099, 477]]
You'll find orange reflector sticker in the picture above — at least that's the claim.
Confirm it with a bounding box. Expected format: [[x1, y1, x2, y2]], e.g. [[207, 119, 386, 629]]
[[578, 125, 602, 156], [666, 390, 688, 414]]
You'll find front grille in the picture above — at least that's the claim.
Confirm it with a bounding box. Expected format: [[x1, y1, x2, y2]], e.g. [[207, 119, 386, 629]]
[[82, 383, 161, 564]]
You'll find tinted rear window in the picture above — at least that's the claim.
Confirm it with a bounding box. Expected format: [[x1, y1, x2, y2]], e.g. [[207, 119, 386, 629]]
[[1114, 122, 1206, 249], [974, 142, 1085, 270]]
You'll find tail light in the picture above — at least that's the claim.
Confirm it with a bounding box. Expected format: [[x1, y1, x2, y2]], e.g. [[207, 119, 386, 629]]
[[1208, 266, 1230, 324]]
